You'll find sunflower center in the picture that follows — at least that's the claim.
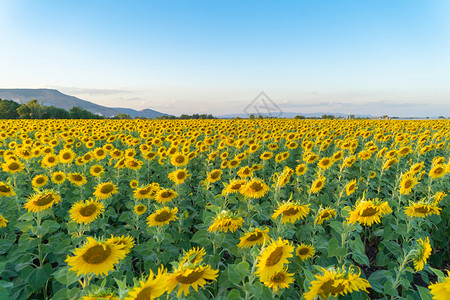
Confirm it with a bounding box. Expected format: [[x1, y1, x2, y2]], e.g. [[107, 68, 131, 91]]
[[100, 184, 114, 194], [79, 204, 98, 217], [94, 167, 101, 173], [360, 207, 378, 217], [175, 156, 185, 163], [211, 171, 220, 179], [155, 211, 172, 222], [71, 175, 83, 181], [434, 167, 444, 175], [137, 206, 145, 212], [136, 287, 153, 300], [35, 194, 55, 206], [315, 181, 323, 189], [404, 180, 412, 188], [321, 211, 330, 219], [96, 150, 105, 156], [414, 206, 430, 214], [320, 279, 345, 295], [55, 175, 63, 181], [347, 184, 355, 190], [266, 247, 283, 266], [250, 182, 263, 192], [62, 153, 71, 160], [177, 172, 186, 180], [297, 167, 305, 173], [8, 162, 20, 170], [322, 159, 330, 166], [161, 191, 172, 198], [82, 245, 111, 264], [230, 183, 242, 190], [0, 185, 11, 193], [282, 207, 300, 216], [246, 232, 263, 242], [36, 177, 45, 184], [48, 157, 56, 163], [298, 247, 310, 255], [176, 269, 205, 284], [271, 273, 285, 282]]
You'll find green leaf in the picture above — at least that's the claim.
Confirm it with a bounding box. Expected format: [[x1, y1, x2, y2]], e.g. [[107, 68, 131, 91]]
[[226, 289, 242, 300], [191, 229, 209, 245], [54, 266, 79, 286], [352, 253, 370, 266], [28, 264, 52, 290], [417, 286, 433, 300], [41, 220, 60, 235], [349, 237, 365, 255], [368, 270, 393, 293], [327, 238, 346, 257]]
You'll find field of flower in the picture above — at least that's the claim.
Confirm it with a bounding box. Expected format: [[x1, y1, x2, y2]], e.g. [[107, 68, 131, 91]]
[[0, 119, 450, 300]]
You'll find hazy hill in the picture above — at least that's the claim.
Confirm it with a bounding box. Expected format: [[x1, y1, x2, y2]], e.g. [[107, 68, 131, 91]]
[[0, 88, 168, 118], [217, 112, 374, 119]]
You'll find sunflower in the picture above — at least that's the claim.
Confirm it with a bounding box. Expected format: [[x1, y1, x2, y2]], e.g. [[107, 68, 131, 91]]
[[405, 202, 441, 218], [222, 179, 247, 195], [345, 179, 357, 196], [125, 266, 168, 300], [228, 159, 240, 169], [310, 175, 326, 194], [304, 266, 371, 300], [260, 151, 273, 160], [295, 164, 307, 176], [206, 169, 223, 184], [382, 158, 398, 170], [93, 147, 108, 160], [412, 237, 432, 271], [369, 171, 376, 178], [314, 207, 336, 225], [69, 199, 105, 225], [166, 264, 218, 297], [272, 202, 310, 224], [58, 149, 76, 164], [347, 198, 392, 226], [399, 175, 418, 195], [170, 153, 189, 167], [207, 210, 244, 233], [134, 204, 147, 215], [0, 215, 8, 228], [296, 244, 315, 261], [237, 228, 269, 248], [51, 171, 66, 185], [428, 271, 450, 300], [32, 174, 49, 188], [41, 153, 59, 168], [255, 238, 295, 281], [147, 207, 178, 227], [179, 247, 206, 266], [342, 156, 356, 168], [24, 190, 62, 213], [332, 150, 344, 161], [0, 181, 15, 197], [107, 235, 135, 255], [168, 169, 189, 185], [90, 165, 105, 177], [93, 182, 118, 200], [130, 180, 139, 189], [125, 158, 143, 170], [2, 160, 24, 174], [155, 189, 179, 204], [240, 178, 269, 199], [67, 173, 87, 186], [317, 157, 333, 170], [429, 164, 447, 179], [262, 268, 294, 292], [65, 237, 127, 276], [237, 166, 253, 178], [433, 191, 447, 205], [133, 185, 156, 200]]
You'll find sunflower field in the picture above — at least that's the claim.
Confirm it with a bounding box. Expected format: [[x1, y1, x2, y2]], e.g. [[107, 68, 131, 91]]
[[1, 119, 450, 300]]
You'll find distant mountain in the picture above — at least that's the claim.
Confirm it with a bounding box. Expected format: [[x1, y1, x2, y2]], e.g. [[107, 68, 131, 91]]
[[217, 112, 375, 119], [0, 88, 168, 118]]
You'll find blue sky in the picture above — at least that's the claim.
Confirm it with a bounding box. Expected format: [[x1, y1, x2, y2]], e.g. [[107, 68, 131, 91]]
[[1, 0, 449, 116]]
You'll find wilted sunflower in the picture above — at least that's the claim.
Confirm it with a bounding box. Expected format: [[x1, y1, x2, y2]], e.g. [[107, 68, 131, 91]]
[[310, 175, 326, 194], [428, 270, 450, 300], [399, 175, 418, 195], [412, 237, 432, 271], [166, 264, 218, 297], [347, 198, 392, 226], [107, 235, 135, 255], [296, 244, 315, 261], [295, 164, 308, 176], [93, 182, 118, 200], [272, 202, 310, 224], [304, 266, 371, 300], [345, 179, 357, 196], [69, 199, 105, 225], [179, 247, 206, 266], [134, 204, 147, 215], [65, 237, 127, 276], [255, 238, 295, 281], [222, 179, 247, 195], [32, 174, 49, 188], [67, 173, 87, 186], [155, 189, 179, 204], [24, 190, 62, 213], [262, 268, 294, 292], [405, 202, 441, 218], [2, 160, 24, 174], [125, 266, 168, 300], [237, 227, 269, 248], [314, 207, 336, 225], [168, 169, 189, 185], [206, 169, 223, 184], [240, 178, 269, 199], [89, 165, 105, 177], [147, 207, 178, 227], [207, 210, 244, 233], [0, 215, 8, 228], [429, 164, 447, 179], [0, 181, 15, 197]]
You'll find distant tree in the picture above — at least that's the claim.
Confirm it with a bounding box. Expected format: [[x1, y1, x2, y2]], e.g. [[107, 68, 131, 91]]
[[17, 99, 45, 119], [0, 99, 20, 119], [69, 106, 103, 119], [115, 113, 132, 119], [438, 116, 445, 119], [294, 115, 305, 119], [43, 105, 70, 119]]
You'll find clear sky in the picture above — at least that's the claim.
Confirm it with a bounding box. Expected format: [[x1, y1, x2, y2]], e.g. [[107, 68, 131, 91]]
[[1, 0, 450, 117]]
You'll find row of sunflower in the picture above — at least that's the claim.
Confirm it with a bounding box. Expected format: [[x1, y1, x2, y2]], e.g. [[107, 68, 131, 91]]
[[0, 119, 449, 299]]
